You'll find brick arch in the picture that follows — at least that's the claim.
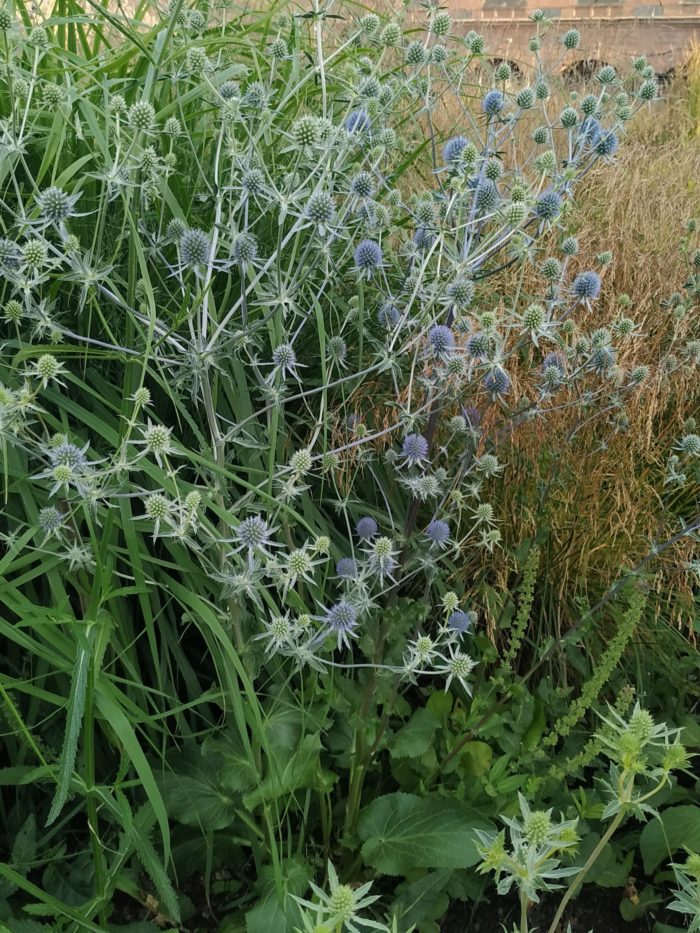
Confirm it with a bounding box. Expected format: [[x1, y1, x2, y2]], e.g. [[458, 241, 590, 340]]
[[561, 58, 614, 82], [489, 56, 524, 76]]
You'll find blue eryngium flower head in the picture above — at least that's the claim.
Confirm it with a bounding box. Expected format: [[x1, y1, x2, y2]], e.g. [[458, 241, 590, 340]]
[[483, 367, 511, 398], [464, 405, 482, 430], [235, 515, 272, 552], [536, 191, 562, 222], [336, 557, 358, 580], [345, 108, 371, 133], [579, 116, 602, 145], [572, 270, 601, 301], [428, 324, 455, 358], [482, 88, 505, 117], [475, 180, 499, 214], [426, 518, 450, 549], [443, 135, 469, 165], [402, 433, 429, 466], [354, 239, 382, 276], [355, 515, 379, 540], [542, 351, 566, 374], [324, 600, 358, 649], [448, 610, 476, 633], [378, 301, 400, 328], [595, 130, 619, 158]]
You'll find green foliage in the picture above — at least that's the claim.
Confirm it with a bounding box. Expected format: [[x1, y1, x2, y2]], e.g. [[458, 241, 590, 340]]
[[0, 0, 697, 930]]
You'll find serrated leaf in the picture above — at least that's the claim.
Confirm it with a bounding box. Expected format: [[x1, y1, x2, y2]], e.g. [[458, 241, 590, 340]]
[[390, 708, 439, 759], [11, 813, 36, 871], [47, 626, 96, 826], [358, 793, 493, 876]]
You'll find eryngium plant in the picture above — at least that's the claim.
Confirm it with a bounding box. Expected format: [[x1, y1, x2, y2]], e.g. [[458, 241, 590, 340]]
[[0, 0, 697, 926]]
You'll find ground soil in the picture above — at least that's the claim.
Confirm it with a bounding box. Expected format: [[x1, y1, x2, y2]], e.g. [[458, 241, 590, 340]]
[[444, 886, 674, 932]]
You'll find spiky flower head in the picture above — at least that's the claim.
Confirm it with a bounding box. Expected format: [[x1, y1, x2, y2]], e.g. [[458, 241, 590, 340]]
[[536, 191, 562, 222], [375, 18, 400, 46], [523, 303, 545, 331], [482, 88, 505, 117], [483, 367, 511, 398], [405, 40, 426, 65], [516, 87, 534, 110], [145, 492, 170, 521], [29, 25, 49, 46], [354, 239, 382, 275], [447, 277, 475, 307], [359, 12, 380, 34], [271, 342, 297, 377], [678, 434, 700, 456], [143, 422, 172, 461], [128, 100, 156, 132], [430, 10, 451, 36], [356, 516, 378, 540], [0, 238, 19, 267], [292, 114, 320, 148], [0, 8, 14, 29], [233, 233, 257, 264], [467, 31, 485, 54], [562, 27, 580, 49], [442, 135, 469, 166], [402, 433, 429, 466], [180, 228, 210, 267], [428, 324, 455, 359], [34, 353, 62, 386], [4, 299, 23, 323], [289, 447, 313, 476], [36, 186, 75, 225], [324, 600, 358, 649], [166, 218, 186, 241], [523, 810, 553, 847], [351, 171, 374, 199], [236, 515, 273, 553], [425, 518, 450, 549], [269, 37, 287, 58], [638, 78, 657, 102], [572, 270, 601, 301], [448, 610, 476, 634], [466, 331, 492, 361], [561, 235, 579, 256], [595, 131, 618, 158], [345, 108, 370, 133], [560, 106, 578, 128], [597, 64, 617, 85], [475, 181, 499, 214], [336, 557, 358, 580], [38, 505, 64, 537], [22, 238, 48, 268], [540, 257, 563, 281], [445, 650, 476, 690], [494, 61, 511, 81]]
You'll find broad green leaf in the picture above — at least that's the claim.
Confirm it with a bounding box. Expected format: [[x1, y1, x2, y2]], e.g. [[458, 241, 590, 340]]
[[243, 734, 323, 810], [392, 869, 452, 930], [640, 805, 700, 874], [358, 793, 493, 876], [158, 749, 238, 831], [390, 708, 440, 760]]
